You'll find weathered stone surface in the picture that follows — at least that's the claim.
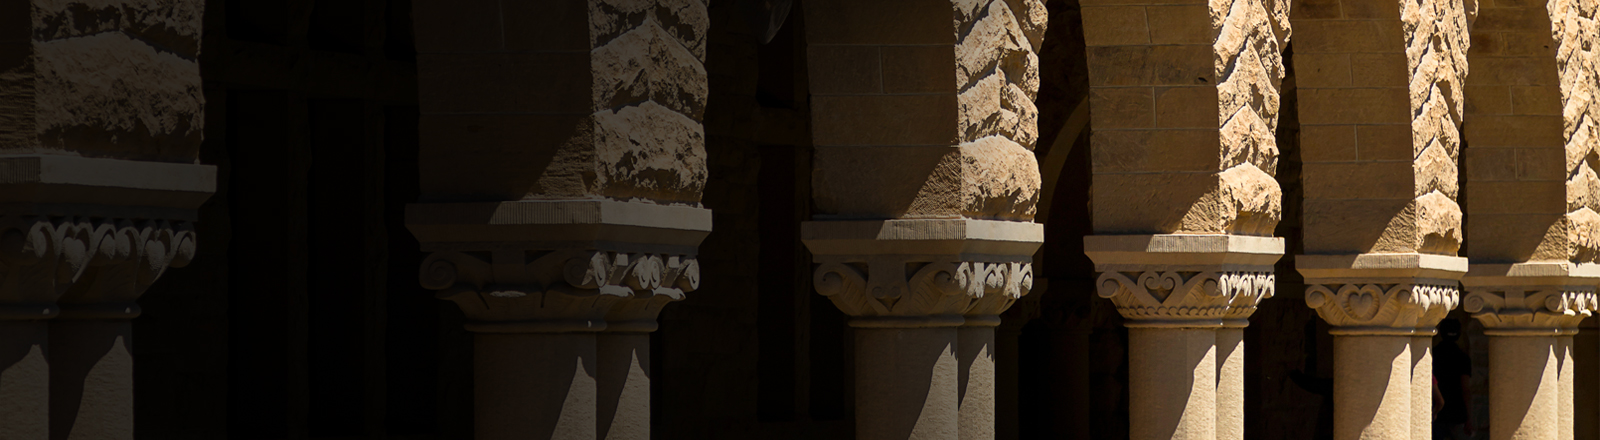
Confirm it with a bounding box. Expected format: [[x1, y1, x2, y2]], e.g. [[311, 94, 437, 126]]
[[812, 136, 1040, 220], [590, 18, 709, 119], [0, 1, 204, 163], [1085, 0, 1288, 235], [592, 102, 707, 204], [1180, 163, 1282, 236], [956, 0, 1045, 149], [1214, 0, 1288, 175]]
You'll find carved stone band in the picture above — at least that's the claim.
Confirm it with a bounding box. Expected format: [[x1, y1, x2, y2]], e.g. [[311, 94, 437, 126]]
[[1304, 282, 1460, 336], [1096, 270, 1275, 328], [813, 259, 1033, 328], [1083, 234, 1285, 328], [802, 218, 1044, 329], [407, 200, 712, 334], [420, 249, 698, 333], [0, 215, 197, 320], [1461, 262, 1600, 336]]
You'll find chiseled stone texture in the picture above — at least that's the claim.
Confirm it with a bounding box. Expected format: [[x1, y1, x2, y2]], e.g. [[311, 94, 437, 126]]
[[1085, 0, 1288, 236], [1463, 0, 1600, 263], [1405, 0, 1471, 253], [0, 0, 205, 163], [1552, 0, 1600, 262], [416, 0, 709, 205], [1291, 0, 1468, 255], [805, 0, 1045, 221]]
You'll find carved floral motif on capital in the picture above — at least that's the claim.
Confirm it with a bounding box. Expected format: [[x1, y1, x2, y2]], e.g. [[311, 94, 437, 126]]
[[1095, 270, 1275, 325], [420, 249, 698, 332], [1304, 283, 1459, 332], [0, 216, 195, 319], [1462, 288, 1597, 332], [812, 259, 1032, 326]]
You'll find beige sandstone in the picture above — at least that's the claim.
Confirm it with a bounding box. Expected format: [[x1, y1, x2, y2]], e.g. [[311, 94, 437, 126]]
[[0, 0, 204, 162]]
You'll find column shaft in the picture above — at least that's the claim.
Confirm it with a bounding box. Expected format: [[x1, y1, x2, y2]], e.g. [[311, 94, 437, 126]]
[[1559, 336, 1575, 440], [48, 320, 133, 440], [856, 327, 960, 440], [1332, 335, 1411, 440], [475, 333, 597, 440], [958, 326, 996, 440], [598, 333, 651, 440], [1217, 327, 1245, 440], [1129, 328, 1217, 440], [1489, 336, 1559, 440], [1413, 336, 1433, 440], [0, 321, 48, 440]]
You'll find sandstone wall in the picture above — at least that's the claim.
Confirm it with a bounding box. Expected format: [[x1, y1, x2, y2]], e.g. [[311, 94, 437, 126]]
[[0, 0, 204, 162], [1083, 0, 1289, 235], [415, 0, 708, 204], [1463, 0, 1600, 262], [805, 0, 1045, 221], [1290, 0, 1468, 255]]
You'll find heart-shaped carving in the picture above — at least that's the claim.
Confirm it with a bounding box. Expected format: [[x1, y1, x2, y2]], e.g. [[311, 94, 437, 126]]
[[1341, 286, 1383, 320]]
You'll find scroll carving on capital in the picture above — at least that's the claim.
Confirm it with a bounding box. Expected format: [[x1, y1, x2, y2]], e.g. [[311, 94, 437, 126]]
[[1462, 288, 1597, 332], [813, 259, 1033, 327], [421, 249, 698, 333], [1304, 283, 1459, 333], [0, 216, 196, 319], [1095, 270, 1274, 325]]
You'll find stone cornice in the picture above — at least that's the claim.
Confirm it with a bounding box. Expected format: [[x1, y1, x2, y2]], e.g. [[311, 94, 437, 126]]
[[1296, 253, 1466, 335], [0, 155, 216, 220], [804, 219, 1043, 328], [407, 200, 712, 255], [1462, 262, 1600, 335], [1084, 234, 1283, 327]]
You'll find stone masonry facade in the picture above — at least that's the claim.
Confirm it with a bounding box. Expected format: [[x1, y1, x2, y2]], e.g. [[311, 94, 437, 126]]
[[7, 1, 1600, 440]]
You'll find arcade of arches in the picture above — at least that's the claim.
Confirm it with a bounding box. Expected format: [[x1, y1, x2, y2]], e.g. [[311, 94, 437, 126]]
[[3, 0, 1600, 439]]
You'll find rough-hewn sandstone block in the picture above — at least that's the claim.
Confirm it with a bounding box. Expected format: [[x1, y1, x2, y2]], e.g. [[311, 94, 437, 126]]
[[811, 137, 1039, 220], [956, 0, 1044, 148], [415, 0, 710, 205], [593, 102, 707, 203], [0, 1, 204, 162], [1082, 0, 1288, 235]]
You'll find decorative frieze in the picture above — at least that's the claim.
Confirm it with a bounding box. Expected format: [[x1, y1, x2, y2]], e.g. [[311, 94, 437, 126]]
[[0, 215, 196, 320], [420, 249, 698, 333], [1094, 270, 1274, 326], [1303, 282, 1460, 334], [813, 259, 1032, 327], [1462, 288, 1597, 334]]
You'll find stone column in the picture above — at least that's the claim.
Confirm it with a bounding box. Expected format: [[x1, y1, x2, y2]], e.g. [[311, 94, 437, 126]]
[[410, 0, 709, 438], [1299, 256, 1465, 440], [1080, 0, 1291, 435], [1460, 265, 1597, 440], [804, 220, 1040, 440], [0, 0, 211, 437], [409, 205, 707, 440], [800, 0, 1047, 439], [1086, 236, 1280, 440]]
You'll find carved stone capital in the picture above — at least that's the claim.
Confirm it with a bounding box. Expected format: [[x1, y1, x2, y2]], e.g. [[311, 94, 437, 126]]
[[1460, 262, 1600, 335], [0, 155, 214, 320], [1095, 270, 1274, 327], [421, 249, 697, 333], [802, 219, 1044, 328], [1304, 282, 1460, 335], [1084, 234, 1284, 328], [1462, 288, 1596, 335], [813, 258, 1032, 328], [1296, 253, 1467, 335], [408, 200, 711, 333]]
